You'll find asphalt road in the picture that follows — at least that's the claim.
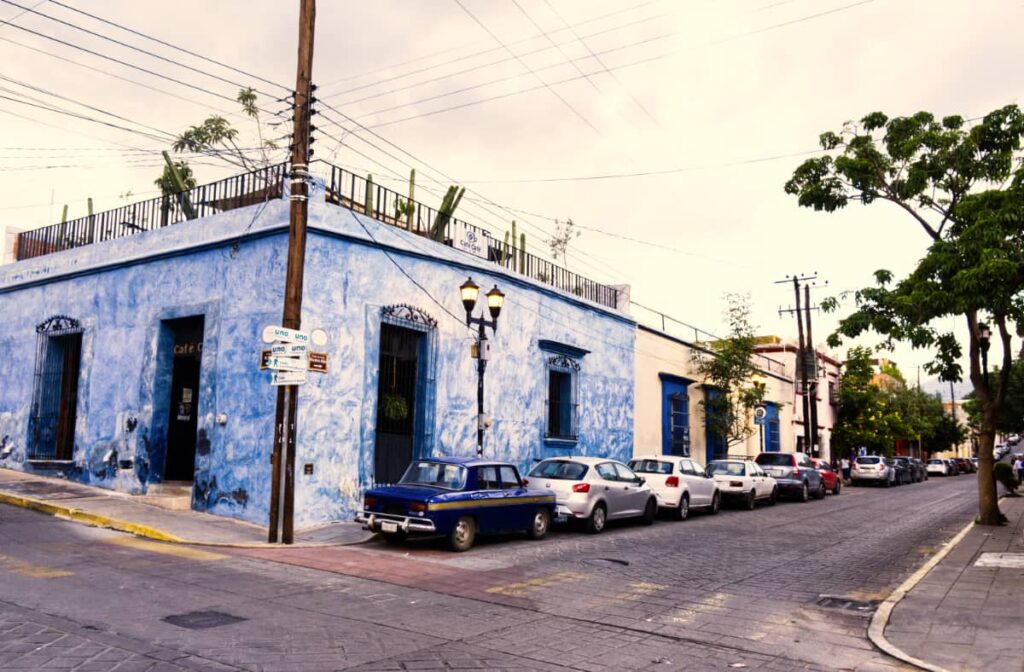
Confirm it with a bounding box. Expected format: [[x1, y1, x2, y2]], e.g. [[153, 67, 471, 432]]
[[0, 473, 979, 671]]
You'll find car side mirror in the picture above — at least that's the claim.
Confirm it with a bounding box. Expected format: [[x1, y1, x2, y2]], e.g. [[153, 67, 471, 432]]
[[636, 477, 645, 485]]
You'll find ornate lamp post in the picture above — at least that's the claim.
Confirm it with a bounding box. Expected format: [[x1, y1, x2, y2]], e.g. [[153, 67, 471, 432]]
[[460, 277, 504, 457], [978, 322, 991, 389], [752, 371, 768, 453]]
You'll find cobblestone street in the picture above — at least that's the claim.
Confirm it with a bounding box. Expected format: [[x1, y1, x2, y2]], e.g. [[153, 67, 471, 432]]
[[0, 476, 976, 671]]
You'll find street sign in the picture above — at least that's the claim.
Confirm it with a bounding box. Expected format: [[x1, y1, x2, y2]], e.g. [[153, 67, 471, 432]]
[[261, 325, 310, 345], [271, 343, 308, 356], [308, 351, 328, 373], [260, 349, 272, 369], [754, 405, 767, 426], [266, 355, 308, 372], [271, 370, 307, 386]]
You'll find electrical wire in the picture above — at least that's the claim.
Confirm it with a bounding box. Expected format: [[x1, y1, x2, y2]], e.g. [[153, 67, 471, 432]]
[[46, 0, 291, 93], [511, 0, 603, 96]]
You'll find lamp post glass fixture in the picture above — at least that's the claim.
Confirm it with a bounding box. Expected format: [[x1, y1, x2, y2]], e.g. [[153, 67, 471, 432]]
[[751, 371, 768, 453], [978, 322, 991, 387], [460, 277, 504, 456]]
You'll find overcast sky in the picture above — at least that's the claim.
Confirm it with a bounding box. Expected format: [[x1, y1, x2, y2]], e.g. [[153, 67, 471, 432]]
[[1, 0, 1020, 398]]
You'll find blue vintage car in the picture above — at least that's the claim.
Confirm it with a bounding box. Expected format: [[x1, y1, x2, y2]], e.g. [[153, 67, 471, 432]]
[[355, 457, 557, 551]]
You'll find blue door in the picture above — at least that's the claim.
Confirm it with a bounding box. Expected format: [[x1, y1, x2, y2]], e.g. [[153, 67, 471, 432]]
[[764, 402, 781, 452], [705, 388, 728, 463], [659, 375, 692, 456]]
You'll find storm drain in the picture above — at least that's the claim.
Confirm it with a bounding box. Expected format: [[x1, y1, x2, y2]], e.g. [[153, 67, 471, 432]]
[[581, 557, 631, 567], [162, 610, 247, 630], [816, 595, 880, 615]]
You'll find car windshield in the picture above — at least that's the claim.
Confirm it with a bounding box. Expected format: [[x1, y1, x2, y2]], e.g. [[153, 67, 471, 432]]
[[629, 459, 673, 475], [399, 461, 467, 490], [708, 461, 745, 476], [755, 454, 792, 466], [856, 456, 881, 464], [929, 460, 943, 464], [528, 460, 589, 480]]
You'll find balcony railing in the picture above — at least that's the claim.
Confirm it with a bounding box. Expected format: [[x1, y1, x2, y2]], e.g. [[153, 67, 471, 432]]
[[16, 163, 288, 261], [13, 160, 621, 310]]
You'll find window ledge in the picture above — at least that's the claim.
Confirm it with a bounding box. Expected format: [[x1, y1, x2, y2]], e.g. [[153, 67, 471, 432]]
[[27, 459, 75, 469], [543, 437, 579, 448]]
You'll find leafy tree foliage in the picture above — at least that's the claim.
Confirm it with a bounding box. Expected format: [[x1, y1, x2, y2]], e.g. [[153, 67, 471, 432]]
[[786, 105, 1024, 525], [153, 160, 196, 196], [692, 294, 765, 448]]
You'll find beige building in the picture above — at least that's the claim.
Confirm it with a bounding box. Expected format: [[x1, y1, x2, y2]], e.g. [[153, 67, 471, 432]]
[[634, 325, 795, 466], [939, 400, 974, 458]]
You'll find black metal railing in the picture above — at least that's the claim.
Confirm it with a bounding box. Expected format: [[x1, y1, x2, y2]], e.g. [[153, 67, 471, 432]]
[[16, 162, 288, 261], [322, 162, 620, 309]]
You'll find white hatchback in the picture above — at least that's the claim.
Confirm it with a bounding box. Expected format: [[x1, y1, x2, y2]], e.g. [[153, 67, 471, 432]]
[[706, 459, 778, 509], [628, 456, 721, 520]]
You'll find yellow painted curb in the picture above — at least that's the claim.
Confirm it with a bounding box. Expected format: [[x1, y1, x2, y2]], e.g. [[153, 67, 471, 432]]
[[868, 498, 1010, 672], [0, 491, 184, 543], [0, 490, 373, 548]]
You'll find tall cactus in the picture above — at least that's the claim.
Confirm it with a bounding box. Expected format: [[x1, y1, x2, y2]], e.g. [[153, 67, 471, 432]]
[[406, 168, 416, 230], [430, 185, 464, 242], [519, 232, 526, 273], [364, 174, 374, 217]]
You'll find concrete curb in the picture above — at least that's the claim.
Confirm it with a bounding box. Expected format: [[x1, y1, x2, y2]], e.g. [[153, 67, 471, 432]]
[[0, 491, 375, 549], [867, 514, 979, 672]]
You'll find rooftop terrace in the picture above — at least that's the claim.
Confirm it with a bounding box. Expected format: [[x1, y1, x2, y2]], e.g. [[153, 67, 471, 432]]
[[14, 160, 622, 310]]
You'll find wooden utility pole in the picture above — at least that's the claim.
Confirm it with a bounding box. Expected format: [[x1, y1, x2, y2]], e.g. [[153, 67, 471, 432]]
[[269, 0, 316, 544], [804, 284, 819, 456], [776, 274, 819, 455]]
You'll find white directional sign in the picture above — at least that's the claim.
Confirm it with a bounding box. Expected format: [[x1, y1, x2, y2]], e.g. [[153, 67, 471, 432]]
[[261, 325, 310, 345], [266, 355, 308, 372], [271, 343, 308, 356], [270, 370, 307, 386]]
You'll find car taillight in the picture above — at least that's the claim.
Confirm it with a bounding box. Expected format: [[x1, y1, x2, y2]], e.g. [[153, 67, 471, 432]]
[[572, 483, 590, 493], [363, 496, 376, 507], [409, 502, 427, 512], [665, 476, 679, 487], [522, 478, 529, 486], [791, 468, 801, 477]]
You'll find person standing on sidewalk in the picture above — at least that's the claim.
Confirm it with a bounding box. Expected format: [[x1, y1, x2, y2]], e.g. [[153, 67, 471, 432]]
[[841, 456, 851, 484], [1015, 456, 1024, 483]]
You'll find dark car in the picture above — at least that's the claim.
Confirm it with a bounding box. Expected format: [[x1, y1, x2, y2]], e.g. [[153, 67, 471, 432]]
[[754, 452, 825, 501], [954, 457, 973, 474], [888, 458, 910, 485], [893, 456, 921, 484], [811, 458, 841, 495], [356, 457, 556, 552], [912, 458, 929, 481]]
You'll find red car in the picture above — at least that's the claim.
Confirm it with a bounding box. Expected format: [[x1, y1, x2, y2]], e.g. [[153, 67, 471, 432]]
[[812, 458, 842, 495]]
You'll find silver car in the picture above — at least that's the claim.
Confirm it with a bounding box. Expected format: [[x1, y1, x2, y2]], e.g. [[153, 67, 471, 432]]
[[528, 457, 658, 533], [851, 455, 895, 486]]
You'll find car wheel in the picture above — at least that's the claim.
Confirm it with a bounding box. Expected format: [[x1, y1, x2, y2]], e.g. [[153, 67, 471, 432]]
[[884, 476, 891, 488], [641, 497, 657, 526], [816, 481, 826, 500], [745, 489, 756, 511], [675, 494, 690, 521], [768, 487, 778, 505], [448, 516, 476, 552], [800, 482, 809, 502], [709, 491, 721, 515], [585, 503, 607, 534], [528, 508, 550, 540], [833, 480, 841, 496]]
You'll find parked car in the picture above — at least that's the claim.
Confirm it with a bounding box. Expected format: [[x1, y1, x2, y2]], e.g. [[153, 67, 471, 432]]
[[706, 459, 777, 509], [995, 444, 1009, 460], [954, 457, 973, 474], [851, 455, 895, 487], [926, 458, 950, 477], [888, 458, 910, 485], [913, 458, 929, 481], [754, 452, 825, 501], [944, 459, 960, 476], [528, 457, 658, 533], [811, 458, 842, 495], [628, 456, 720, 520], [893, 456, 922, 484], [969, 457, 979, 471], [356, 457, 556, 552]]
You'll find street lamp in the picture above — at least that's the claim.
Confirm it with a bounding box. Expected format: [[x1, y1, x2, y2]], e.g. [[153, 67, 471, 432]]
[[752, 371, 768, 453], [978, 322, 991, 388], [460, 277, 504, 457]]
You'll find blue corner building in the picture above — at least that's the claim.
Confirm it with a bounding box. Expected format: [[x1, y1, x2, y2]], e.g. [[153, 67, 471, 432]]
[[0, 162, 635, 528]]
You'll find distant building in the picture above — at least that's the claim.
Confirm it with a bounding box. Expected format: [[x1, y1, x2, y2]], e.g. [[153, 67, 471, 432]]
[[940, 400, 974, 458]]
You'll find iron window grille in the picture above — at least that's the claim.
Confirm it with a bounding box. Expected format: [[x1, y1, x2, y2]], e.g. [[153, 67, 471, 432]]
[[545, 355, 580, 441], [28, 315, 84, 461], [669, 393, 690, 457]]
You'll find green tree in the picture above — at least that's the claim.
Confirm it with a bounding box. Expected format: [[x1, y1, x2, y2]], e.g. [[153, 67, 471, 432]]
[[832, 347, 901, 457], [691, 294, 765, 449], [785, 105, 1024, 525], [153, 160, 196, 196], [963, 359, 1024, 435]]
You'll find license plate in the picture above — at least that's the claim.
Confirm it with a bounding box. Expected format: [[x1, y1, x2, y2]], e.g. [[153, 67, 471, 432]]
[[381, 521, 399, 533]]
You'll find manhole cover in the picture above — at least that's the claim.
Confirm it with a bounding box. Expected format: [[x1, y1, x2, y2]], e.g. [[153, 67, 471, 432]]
[[582, 557, 630, 567], [162, 610, 246, 630], [816, 596, 879, 615]]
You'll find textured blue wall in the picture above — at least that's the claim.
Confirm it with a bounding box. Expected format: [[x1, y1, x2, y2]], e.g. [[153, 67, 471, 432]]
[[0, 195, 635, 528]]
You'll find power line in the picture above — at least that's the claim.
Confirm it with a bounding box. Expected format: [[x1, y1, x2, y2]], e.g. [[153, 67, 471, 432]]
[[454, 0, 599, 133], [47, 0, 290, 92], [0, 0, 284, 100], [511, 0, 605, 96]]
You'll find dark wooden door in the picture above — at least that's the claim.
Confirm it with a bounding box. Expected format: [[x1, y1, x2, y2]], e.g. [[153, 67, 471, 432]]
[[374, 324, 422, 485]]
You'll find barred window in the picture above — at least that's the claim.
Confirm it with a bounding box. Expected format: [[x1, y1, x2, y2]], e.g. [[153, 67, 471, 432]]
[[29, 316, 83, 461]]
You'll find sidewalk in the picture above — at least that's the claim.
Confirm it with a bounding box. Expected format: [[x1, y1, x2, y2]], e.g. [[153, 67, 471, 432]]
[[883, 492, 1024, 672], [0, 467, 374, 547]]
